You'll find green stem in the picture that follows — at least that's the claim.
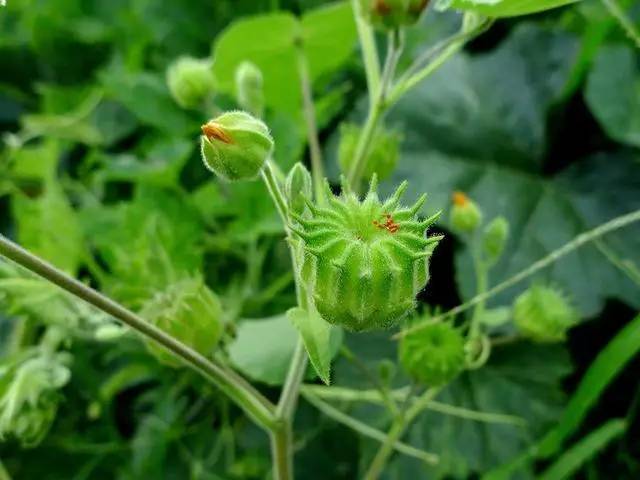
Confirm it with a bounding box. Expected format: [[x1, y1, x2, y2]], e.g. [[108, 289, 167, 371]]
[[0, 234, 277, 431], [270, 426, 293, 480], [351, 0, 381, 107], [302, 391, 438, 464], [601, 0, 640, 48], [363, 388, 440, 480], [469, 248, 488, 340], [276, 339, 308, 420], [295, 40, 325, 202], [398, 208, 640, 339]]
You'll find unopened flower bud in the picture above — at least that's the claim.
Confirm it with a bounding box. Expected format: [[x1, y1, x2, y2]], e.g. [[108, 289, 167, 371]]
[[166, 57, 215, 109], [450, 191, 482, 234], [201, 111, 274, 182], [359, 0, 430, 30], [235, 61, 265, 117], [291, 176, 442, 331], [338, 122, 400, 181], [285, 163, 312, 215], [513, 284, 577, 342], [400, 321, 465, 386], [482, 216, 509, 264], [141, 277, 224, 367]]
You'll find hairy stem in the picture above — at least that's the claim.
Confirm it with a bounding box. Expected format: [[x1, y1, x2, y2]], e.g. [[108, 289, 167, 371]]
[[0, 235, 278, 431], [270, 426, 293, 480], [398, 208, 640, 338], [351, 0, 381, 107]]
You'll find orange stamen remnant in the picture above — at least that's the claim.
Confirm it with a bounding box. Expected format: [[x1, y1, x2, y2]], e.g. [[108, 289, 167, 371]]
[[201, 122, 233, 144], [452, 191, 469, 207], [373, 213, 400, 234], [374, 0, 391, 15]]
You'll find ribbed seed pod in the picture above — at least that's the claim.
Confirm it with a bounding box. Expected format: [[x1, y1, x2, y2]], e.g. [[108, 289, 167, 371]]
[[513, 284, 577, 342], [140, 278, 224, 367], [399, 321, 465, 386], [290, 176, 442, 331]]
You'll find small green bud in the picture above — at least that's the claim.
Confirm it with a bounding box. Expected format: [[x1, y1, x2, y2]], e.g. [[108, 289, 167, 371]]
[[141, 277, 224, 367], [292, 176, 442, 331], [450, 191, 482, 234], [399, 321, 465, 386], [338, 123, 401, 181], [513, 284, 577, 342], [377, 359, 397, 386], [359, 0, 430, 30], [201, 111, 274, 182], [285, 163, 313, 215], [235, 61, 265, 117], [482, 216, 509, 264], [166, 56, 215, 109]]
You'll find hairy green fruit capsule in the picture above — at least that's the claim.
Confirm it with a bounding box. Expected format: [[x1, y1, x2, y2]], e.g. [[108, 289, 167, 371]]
[[200, 111, 274, 182], [166, 56, 215, 109], [399, 321, 465, 386], [338, 122, 401, 181], [359, 0, 430, 30], [285, 163, 312, 215], [513, 284, 577, 342], [450, 191, 482, 234], [235, 61, 265, 117], [140, 277, 224, 367], [291, 176, 442, 331], [482, 216, 509, 264]]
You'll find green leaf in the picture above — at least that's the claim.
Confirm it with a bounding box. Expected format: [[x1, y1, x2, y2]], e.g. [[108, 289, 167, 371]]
[[539, 419, 626, 480], [445, 0, 581, 17], [585, 44, 640, 147], [287, 307, 342, 385], [211, 2, 357, 116]]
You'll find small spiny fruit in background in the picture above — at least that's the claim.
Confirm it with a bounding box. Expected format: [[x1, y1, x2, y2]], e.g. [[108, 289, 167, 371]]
[[513, 284, 577, 342], [285, 163, 313, 215], [166, 56, 215, 109], [338, 122, 401, 181], [140, 277, 224, 367], [235, 61, 265, 117], [482, 216, 509, 265], [450, 191, 482, 234], [290, 175, 442, 331], [201, 111, 274, 182], [399, 320, 465, 386], [359, 0, 430, 30]]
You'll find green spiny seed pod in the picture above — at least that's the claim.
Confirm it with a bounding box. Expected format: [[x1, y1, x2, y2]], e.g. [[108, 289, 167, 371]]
[[359, 0, 430, 30], [450, 191, 482, 234], [513, 284, 577, 342], [140, 277, 224, 367], [235, 61, 265, 117], [338, 122, 401, 181], [399, 321, 465, 386], [482, 216, 509, 264], [285, 163, 313, 215], [166, 56, 215, 109], [291, 176, 442, 331], [200, 111, 274, 182]]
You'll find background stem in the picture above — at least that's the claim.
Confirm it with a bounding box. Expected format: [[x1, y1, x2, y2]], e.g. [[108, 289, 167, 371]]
[[350, 0, 381, 107]]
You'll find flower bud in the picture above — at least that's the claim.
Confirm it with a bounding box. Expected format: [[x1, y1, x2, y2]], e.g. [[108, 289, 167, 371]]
[[399, 321, 465, 386], [140, 277, 224, 367], [291, 176, 442, 331], [166, 56, 215, 109], [235, 61, 265, 118], [338, 122, 400, 181], [482, 216, 509, 264], [359, 0, 430, 30], [285, 163, 313, 215], [450, 191, 482, 234], [513, 284, 577, 342], [200, 111, 274, 182]]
